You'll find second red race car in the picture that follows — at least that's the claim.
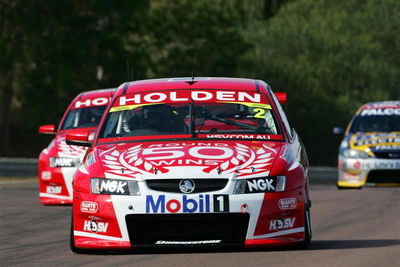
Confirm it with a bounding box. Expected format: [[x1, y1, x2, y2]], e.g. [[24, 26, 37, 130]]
[[38, 88, 116, 205], [67, 78, 311, 252]]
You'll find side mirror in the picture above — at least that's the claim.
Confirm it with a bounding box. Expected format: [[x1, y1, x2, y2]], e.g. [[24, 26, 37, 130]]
[[39, 124, 56, 135], [66, 129, 92, 147], [332, 127, 344, 135], [274, 92, 287, 105]]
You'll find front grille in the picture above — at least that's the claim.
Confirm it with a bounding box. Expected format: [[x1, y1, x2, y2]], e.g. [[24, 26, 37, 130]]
[[125, 213, 250, 246], [367, 170, 400, 183], [374, 151, 400, 159], [146, 179, 228, 193]]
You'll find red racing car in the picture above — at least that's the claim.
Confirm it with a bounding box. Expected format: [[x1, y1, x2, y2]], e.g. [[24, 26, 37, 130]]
[[67, 78, 311, 252], [38, 88, 116, 205]]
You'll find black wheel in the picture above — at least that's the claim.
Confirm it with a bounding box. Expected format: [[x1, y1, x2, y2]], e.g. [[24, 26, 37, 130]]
[[296, 206, 312, 249], [70, 215, 86, 254]]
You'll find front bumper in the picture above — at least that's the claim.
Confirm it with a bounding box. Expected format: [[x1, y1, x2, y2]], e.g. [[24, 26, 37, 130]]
[[38, 167, 75, 204], [338, 156, 400, 187], [72, 188, 306, 249]]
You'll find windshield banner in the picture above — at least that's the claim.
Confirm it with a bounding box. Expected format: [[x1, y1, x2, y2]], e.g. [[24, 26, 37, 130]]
[[110, 90, 270, 112]]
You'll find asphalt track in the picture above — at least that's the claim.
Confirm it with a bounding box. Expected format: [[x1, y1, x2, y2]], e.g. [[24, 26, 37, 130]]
[[0, 180, 399, 267]]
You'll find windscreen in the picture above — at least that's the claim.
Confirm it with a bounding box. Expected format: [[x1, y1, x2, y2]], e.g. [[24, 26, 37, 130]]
[[61, 106, 106, 130], [350, 115, 400, 133], [99, 90, 281, 139]]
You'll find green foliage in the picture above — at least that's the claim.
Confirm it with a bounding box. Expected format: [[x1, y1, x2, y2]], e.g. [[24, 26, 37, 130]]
[[0, 0, 398, 165], [241, 0, 400, 164], [143, 0, 248, 77]]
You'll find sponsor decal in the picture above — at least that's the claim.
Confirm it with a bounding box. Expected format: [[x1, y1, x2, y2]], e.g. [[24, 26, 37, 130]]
[[101, 142, 276, 178], [352, 133, 400, 147], [83, 220, 108, 233], [374, 161, 400, 169], [353, 161, 361, 169], [98, 179, 129, 195], [245, 177, 276, 193], [278, 198, 297, 210], [41, 171, 51, 180], [49, 157, 80, 168], [155, 240, 221, 245], [343, 172, 360, 180], [204, 134, 281, 140], [114, 90, 262, 109], [74, 97, 110, 109], [269, 218, 296, 231], [343, 160, 400, 170], [360, 108, 400, 116], [374, 145, 400, 151], [46, 186, 62, 194], [354, 137, 400, 146], [80, 201, 98, 213], [388, 152, 400, 158], [146, 194, 229, 213]]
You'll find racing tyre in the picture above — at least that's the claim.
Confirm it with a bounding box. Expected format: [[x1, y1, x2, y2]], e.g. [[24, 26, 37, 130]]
[[70, 215, 86, 254], [296, 206, 312, 249]]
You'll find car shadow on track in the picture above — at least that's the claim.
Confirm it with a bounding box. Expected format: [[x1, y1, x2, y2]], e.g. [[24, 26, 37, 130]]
[[307, 239, 400, 250], [74, 239, 400, 255]]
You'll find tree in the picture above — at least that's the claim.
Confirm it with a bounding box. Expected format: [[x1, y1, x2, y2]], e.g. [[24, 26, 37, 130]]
[[0, 0, 149, 156], [241, 0, 400, 164], [142, 0, 249, 78]]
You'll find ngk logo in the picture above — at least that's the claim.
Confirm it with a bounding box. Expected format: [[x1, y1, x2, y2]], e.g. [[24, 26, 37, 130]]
[[100, 180, 128, 194], [246, 178, 275, 193], [269, 218, 295, 231], [83, 220, 108, 233], [74, 97, 109, 108]]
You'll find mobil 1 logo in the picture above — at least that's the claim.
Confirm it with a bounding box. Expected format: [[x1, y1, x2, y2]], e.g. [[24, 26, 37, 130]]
[[245, 177, 276, 193], [213, 195, 229, 213], [146, 194, 230, 213]]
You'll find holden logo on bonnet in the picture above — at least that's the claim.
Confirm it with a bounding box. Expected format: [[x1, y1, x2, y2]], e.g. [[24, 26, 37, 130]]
[[179, 179, 195, 194]]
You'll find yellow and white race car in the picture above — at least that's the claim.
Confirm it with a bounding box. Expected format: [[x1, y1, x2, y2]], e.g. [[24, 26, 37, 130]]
[[333, 101, 400, 189]]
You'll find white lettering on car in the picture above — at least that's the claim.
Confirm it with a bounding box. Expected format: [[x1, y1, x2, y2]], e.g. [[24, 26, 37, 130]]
[[74, 97, 109, 108], [269, 218, 296, 231], [247, 178, 275, 192], [46, 186, 62, 193], [360, 108, 400, 116], [83, 220, 108, 233], [117, 91, 262, 106], [100, 180, 127, 194]]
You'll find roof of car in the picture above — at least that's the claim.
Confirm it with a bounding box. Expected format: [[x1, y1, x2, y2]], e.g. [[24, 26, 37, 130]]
[[117, 77, 263, 95], [360, 101, 400, 110], [78, 88, 116, 100]]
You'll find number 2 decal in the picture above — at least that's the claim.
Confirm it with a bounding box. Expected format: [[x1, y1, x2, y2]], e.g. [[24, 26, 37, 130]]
[[253, 108, 266, 119]]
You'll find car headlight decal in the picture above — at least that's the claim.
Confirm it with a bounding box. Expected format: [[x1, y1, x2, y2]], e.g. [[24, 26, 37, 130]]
[[342, 149, 370, 159], [91, 178, 140, 196], [49, 157, 80, 168], [234, 176, 286, 194]]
